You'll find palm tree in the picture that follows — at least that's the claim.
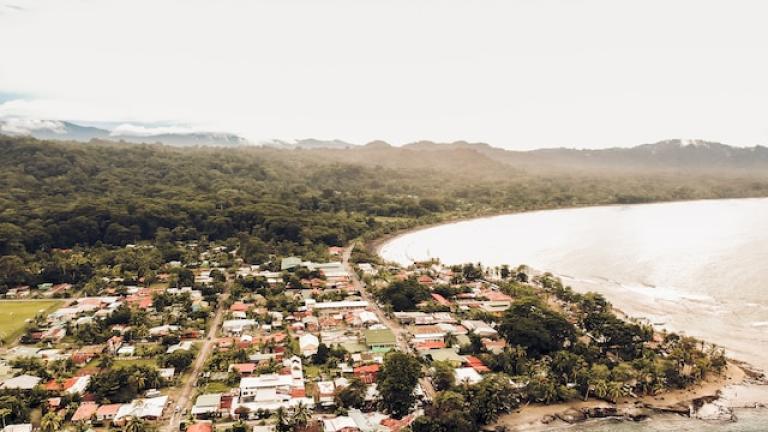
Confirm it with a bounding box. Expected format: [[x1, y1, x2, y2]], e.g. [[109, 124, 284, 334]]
[[39, 412, 63, 432], [591, 379, 608, 400], [275, 407, 292, 432], [129, 371, 147, 391], [124, 416, 147, 432], [606, 381, 625, 403], [98, 354, 114, 370], [292, 401, 311, 429], [0, 408, 11, 428]]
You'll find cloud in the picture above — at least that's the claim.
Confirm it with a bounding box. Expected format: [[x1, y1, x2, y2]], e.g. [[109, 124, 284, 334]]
[[110, 123, 196, 137], [0, 117, 65, 135]]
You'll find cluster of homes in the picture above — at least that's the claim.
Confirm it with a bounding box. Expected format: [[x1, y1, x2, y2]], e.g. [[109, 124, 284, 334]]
[[0, 241, 520, 432], [0, 243, 227, 431]]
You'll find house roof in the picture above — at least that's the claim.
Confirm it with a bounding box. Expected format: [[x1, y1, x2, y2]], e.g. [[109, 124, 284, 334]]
[[415, 341, 446, 351], [1, 374, 41, 390], [187, 424, 214, 432], [231, 363, 256, 374], [195, 393, 222, 408], [71, 402, 99, 422], [96, 403, 122, 416]]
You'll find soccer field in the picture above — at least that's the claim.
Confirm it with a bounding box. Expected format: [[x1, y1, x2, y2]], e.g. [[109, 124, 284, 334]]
[[0, 300, 62, 344]]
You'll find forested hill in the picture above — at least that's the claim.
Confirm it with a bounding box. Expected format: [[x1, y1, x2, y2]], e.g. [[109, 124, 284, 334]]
[[400, 139, 768, 173], [2, 135, 768, 287]]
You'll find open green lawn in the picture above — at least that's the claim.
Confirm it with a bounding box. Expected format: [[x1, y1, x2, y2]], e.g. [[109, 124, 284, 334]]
[[113, 358, 158, 369], [0, 300, 62, 344]]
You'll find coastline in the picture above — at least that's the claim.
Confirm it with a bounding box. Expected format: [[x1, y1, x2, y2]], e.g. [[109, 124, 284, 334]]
[[367, 196, 768, 258], [492, 360, 765, 431], [370, 199, 768, 429]]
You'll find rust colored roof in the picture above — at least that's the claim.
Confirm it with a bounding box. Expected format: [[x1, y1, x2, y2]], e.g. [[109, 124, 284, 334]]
[[415, 341, 446, 350], [72, 402, 98, 422]]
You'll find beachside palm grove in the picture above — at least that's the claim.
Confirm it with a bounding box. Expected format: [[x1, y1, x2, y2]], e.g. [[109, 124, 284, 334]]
[[0, 136, 763, 432]]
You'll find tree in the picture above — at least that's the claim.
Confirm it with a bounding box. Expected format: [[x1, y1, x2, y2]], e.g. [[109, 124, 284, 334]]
[[377, 352, 422, 418], [274, 407, 292, 432], [292, 401, 311, 430], [313, 343, 330, 365], [161, 350, 195, 371], [39, 412, 63, 432], [467, 374, 520, 424], [431, 361, 455, 391], [413, 391, 475, 432], [498, 298, 575, 357], [98, 354, 114, 370], [124, 416, 148, 432], [0, 408, 11, 428], [334, 377, 367, 409]]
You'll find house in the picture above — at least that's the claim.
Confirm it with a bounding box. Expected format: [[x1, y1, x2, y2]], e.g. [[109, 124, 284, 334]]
[[230, 302, 252, 313], [187, 423, 214, 432], [148, 324, 180, 337], [96, 403, 122, 423], [167, 341, 194, 353], [363, 329, 396, 352], [410, 325, 445, 343], [309, 300, 369, 312], [430, 293, 450, 307], [114, 396, 168, 422], [192, 393, 223, 417], [316, 380, 336, 406], [230, 363, 257, 376], [482, 338, 507, 354], [299, 334, 320, 357], [464, 356, 491, 374], [353, 364, 380, 384], [461, 320, 497, 337], [322, 416, 359, 432], [159, 368, 176, 381], [0, 374, 41, 390], [2, 425, 32, 432], [454, 367, 483, 385], [71, 402, 98, 422], [222, 319, 257, 335], [281, 257, 302, 271], [117, 345, 136, 357]]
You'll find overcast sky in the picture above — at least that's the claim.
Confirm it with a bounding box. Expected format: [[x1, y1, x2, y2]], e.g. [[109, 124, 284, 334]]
[[1, 0, 767, 149]]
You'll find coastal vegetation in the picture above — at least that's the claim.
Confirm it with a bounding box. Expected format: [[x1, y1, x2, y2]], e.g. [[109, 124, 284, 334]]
[[4, 136, 768, 295], [375, 266, 729, 431]]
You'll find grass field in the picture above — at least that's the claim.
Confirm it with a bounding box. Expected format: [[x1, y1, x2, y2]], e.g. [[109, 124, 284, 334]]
[[0, 300, 62, 344]]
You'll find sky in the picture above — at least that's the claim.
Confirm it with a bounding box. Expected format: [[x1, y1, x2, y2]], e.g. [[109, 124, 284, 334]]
[[1, 0, 767, 149]]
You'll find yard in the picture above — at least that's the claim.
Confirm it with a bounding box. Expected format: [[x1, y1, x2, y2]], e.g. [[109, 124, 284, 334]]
[[0, 300, 62, 344]]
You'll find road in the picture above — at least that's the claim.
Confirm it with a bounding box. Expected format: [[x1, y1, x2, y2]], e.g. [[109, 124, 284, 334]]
[[164, 284, 229, 432], [342, 243, 435, 399]]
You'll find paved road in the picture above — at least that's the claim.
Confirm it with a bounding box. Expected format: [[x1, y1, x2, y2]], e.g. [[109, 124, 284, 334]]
[[164, 284, 230, 432], [342, 243, 435, 399]]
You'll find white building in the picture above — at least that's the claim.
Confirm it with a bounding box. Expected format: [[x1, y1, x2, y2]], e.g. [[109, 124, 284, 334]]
[[299, 334, 320, 357]]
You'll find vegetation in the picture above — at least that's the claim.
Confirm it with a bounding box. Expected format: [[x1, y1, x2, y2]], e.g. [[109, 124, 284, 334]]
[[4, 136, 768, 292], [0, 300, 61, 344], [376, 352, 422, 418]]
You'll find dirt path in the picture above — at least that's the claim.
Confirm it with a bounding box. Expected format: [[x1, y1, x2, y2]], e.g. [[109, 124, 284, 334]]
[[164, 282, 230, 432], [342, 243, 436, 399]]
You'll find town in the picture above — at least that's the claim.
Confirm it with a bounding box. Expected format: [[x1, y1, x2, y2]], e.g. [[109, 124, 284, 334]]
[[0, 238, 729, 432]]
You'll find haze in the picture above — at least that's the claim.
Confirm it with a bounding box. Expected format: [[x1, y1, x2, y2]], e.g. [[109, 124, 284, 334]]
[[1, 0, 768, 149]]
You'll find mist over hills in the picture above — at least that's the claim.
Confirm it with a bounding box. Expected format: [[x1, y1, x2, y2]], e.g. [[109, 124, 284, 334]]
[[0, 119, 250, 147], [2, 119, 768, 173]]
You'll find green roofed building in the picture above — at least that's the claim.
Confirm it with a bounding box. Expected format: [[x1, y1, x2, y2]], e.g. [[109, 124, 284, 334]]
[[363, 328, 396, 352]]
